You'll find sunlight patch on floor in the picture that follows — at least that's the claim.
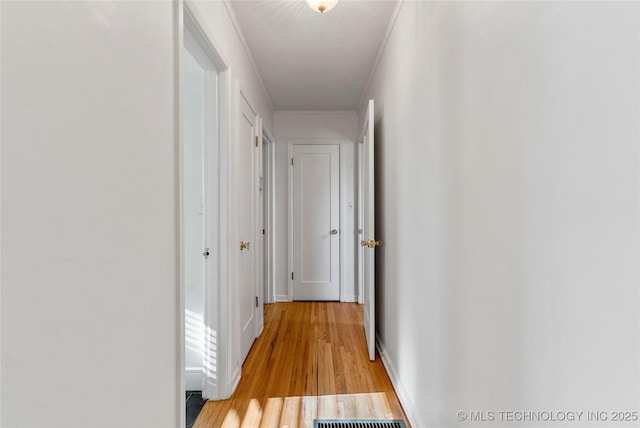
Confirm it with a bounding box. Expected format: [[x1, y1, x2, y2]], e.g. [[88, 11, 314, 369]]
[[218, 392, 394, 428]]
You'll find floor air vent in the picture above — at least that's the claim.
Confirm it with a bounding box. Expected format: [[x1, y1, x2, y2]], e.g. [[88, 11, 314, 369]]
[[313, 420, 406, 428]]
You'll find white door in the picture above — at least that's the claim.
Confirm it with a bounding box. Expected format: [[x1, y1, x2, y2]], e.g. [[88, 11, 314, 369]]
[[237, 93, 257, 363], [292, 144, 340, 301], [361, 100, 377, 361]]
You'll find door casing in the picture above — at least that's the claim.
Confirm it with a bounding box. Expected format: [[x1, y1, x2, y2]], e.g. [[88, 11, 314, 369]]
[[263, 131, 276, 304]]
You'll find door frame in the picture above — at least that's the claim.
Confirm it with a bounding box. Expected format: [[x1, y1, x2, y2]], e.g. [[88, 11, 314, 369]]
[[182, 19, 215, 393], [254, 112, 264, 336], [356, 141, 364, 305], [287, 139, 343, 301], [178, 1, 233, 414], [262, 130, 276, 304]]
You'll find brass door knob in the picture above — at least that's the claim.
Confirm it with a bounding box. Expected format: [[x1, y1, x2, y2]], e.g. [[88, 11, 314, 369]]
[[361, 239, 381, 248], [330, 229, 338, 235], [240, 241, 250, 251]]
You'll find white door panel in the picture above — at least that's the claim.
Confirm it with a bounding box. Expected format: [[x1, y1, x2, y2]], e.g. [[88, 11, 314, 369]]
[[238, 94, 257, 364], [293, 145, 340, 301], [361, 100, 376, 361]]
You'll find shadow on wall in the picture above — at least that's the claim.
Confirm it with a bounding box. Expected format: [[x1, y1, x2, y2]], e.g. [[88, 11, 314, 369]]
[[373, 108, 392, 347]]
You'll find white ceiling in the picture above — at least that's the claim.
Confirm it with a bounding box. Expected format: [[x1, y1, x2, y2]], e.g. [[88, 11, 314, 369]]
[[230, 0, 398, 111]]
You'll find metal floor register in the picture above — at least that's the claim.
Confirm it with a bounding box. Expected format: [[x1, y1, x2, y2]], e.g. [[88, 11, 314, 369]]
[[313, 420, 406, 428]]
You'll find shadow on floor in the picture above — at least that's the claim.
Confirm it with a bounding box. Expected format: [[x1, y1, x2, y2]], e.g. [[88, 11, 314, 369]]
[[186, 391, 207, 428]]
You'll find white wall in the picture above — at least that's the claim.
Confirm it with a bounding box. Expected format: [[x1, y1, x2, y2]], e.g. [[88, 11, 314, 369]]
[[360, 1, 640, 427], [274, 112, 358, 302], [1, 0, 275, 426], [1, 1, 179, 426]]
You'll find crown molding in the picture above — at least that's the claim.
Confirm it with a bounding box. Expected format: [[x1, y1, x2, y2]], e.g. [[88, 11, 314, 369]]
[[357, 0, 405, 111], [222, 0, 275, 112]]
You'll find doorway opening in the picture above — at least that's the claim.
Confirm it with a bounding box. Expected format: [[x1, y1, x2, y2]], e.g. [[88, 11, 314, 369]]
[[179, 5, 232, 426], [182, 19, 216, 395]]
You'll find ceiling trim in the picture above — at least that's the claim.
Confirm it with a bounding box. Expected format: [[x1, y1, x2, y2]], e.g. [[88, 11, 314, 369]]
[[222, 0, 275, 112], [357, 0, 405, 111]]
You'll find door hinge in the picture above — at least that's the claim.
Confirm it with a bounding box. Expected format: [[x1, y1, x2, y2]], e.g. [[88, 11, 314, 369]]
[[255, 136, 259, 147], [255, 296, 259, 308], [291, 272, 294, 280], [291, 157, 294, 166], [262, 228, 265, 235]]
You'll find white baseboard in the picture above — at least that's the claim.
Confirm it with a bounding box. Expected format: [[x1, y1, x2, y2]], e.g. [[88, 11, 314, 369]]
[[228, 365, 241, 397], [276, 295, 358, 302], [257, 321, 264, 337], [376, 334, 424, 428], [185, 367, 203, 392], [203, 376, 218, 401], [340, 294, 358, 303]]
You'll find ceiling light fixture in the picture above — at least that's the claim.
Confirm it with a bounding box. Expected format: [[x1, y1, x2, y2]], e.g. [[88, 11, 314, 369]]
[[305, 0, 338, 13]]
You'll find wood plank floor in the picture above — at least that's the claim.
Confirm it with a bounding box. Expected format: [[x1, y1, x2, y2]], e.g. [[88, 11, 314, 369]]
[[194, 302, 410, 428]]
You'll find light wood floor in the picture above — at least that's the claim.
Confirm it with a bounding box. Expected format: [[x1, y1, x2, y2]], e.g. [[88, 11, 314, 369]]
[[194, 302, 409, 428]]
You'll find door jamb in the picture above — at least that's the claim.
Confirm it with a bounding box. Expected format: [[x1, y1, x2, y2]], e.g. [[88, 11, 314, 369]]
[[255, 116, 264, 335], [356, 140, 364, 304], [262, 131, 276, 304]]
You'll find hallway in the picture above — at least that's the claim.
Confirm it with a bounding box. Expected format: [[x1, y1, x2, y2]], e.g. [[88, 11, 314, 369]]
[[194, 303, 409, 427], [3, 2, 639, 427]]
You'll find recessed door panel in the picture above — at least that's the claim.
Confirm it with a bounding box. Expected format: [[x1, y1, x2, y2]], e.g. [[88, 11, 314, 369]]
[[293, 144, 340, 301]]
